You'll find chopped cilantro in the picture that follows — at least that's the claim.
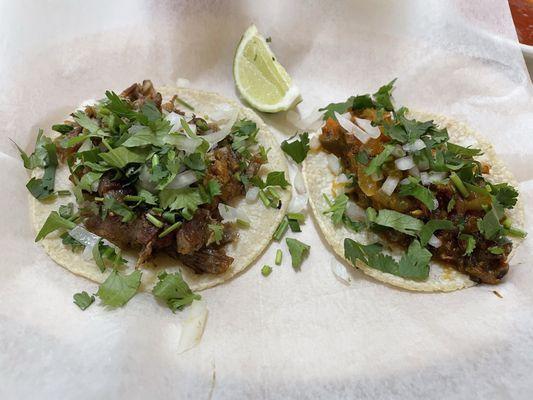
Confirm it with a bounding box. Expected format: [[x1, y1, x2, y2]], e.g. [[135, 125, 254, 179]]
[[344, 238, 431, 280], [286, 238, 310, 270], [73, 291, 95, 310], [152, 271, 201, 311], [281, 132, 310, 164], [35, 211, 76, 242], [372, 79, 396, 111], [488, 246, 504, 255], [261, 265, 272, 277], [490, 183, 518, 209], [459, 234, 476, 256], [96, 269, 142, 308], [364, 144, 394, 176], [374, 209, 423, 236], [419, 219, 455, 247], [398, 177, 437, 211]]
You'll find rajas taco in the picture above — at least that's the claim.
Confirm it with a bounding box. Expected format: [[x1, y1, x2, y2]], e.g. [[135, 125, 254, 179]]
[[21, 80, 290, 294], [302, 80, 526, 292]]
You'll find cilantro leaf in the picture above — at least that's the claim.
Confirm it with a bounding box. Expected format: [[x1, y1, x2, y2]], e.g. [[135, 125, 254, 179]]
[[398, 177, 437, 211], [319, 97, 355, 120], [13, 129, 53, 170], [96, 269, 142, 307], [26, 164, 57, 200], [286, 238, 310, 270], [92, 239, 126, 272], [488, 246, 504, 255], [372, 79, 396, 111], [477, 206, 503, 240], [208, 223, 224, 244], [253, 171, 290, 189], [99, 146, 148, 169], [396, 108, 435, 143], [152, 271, 201, 311], [490, 183, 518, 209], [344, 238, 431, 280], [52, 124, 74, 134], [159, 188, 206, 217], [78, 171, 103, 192], [205, 180, 222, 200], [102, 197, 136, 223], [35, 211, 76, 242], [364, 144, 394, 176], [397, 240, 432, 280], [374, 209, 424, 236], [352, 94, 375, 110], [459, 234, 476, 256], [73, 291, 95, 310], [447, 142, 482, 157], [183, 153, 206, 171], [281, 132, 310, 164], [419, 219, 455, 247], [323, 193, 348, 225], [73, 111, 107, 137], [104, 91, 147, 124]]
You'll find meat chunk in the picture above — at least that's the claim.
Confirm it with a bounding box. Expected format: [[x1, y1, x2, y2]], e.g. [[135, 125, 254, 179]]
[[121, 79, 162, 110], [97, 173, 136, 200], [179, 247, 233, 274], [205, 146, 244, 202], [176, 209, 212, 255]]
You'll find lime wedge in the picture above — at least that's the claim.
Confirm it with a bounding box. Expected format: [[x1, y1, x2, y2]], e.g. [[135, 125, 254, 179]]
[[233, 25, 301, 113]]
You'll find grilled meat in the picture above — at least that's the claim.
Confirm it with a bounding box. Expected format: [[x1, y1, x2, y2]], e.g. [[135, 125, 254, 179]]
[[178, 247, 233, 274]]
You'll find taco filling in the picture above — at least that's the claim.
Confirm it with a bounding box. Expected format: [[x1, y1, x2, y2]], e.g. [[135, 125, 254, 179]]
[[22, 80, 289, 276], [316, 81, 525, 284]]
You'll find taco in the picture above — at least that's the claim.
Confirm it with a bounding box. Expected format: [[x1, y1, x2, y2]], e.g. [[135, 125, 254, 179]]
[[302, 80, 526, 292], [22, 80, 290, 292]]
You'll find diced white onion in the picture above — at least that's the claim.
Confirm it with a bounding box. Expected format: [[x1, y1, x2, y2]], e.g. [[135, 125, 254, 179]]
[[400, 178, 410, 185], [78, 139, 93, 152], [391, 144, 405, 158], [166, 170, 198, 190], [408, 166, 420, 177], [69, 225, 101, 261], [355, 117, 381, 138], [177, 301, 208, 354], [330, 258, 351, 285], [202, 128, 231, 148], [288, 192, 308, 213], [166, 134, 204, 154], [433, 199, 439, 209], [218, 203, 250, 225], [138, 166, 158, 192], [429, 172, 448, 183], [345, 201, 366, 221], [166, 112, 184, 132], [327, 154, 342, 175], [420, 172, 431, 185], [428, 234, 442, 248], [335, 173, 350, 185], [402, 139, 426, 153], [334, 111, 371, 144], [395, 156, 415, 171], [294, 169, 306, 194], [176, 78, 190, 87], [309, 134, 321, 150], [287, 109, 324, 131], [245, 186, 260, 203], [380, 175, 400, 196]]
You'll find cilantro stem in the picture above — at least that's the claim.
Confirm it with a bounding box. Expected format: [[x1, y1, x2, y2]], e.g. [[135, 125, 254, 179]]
[[258, 190, 270, 207], [503, 217, 512, 229], [56, 190, 71, 196], [273, 218, 289, 241], [275, 249, 282, 265], [287, 212, 305, 222], [175, 96, 195, 111], [158, 221, 182, 238], [94, 197, 104, 202], [124, 195, 143, 202], [237, 218, 251, 228], [146, 213, 164, 228], [181, 118, 195, 137], [101, 139, 113, 152], [508, 226, 527, 238], [450, 173, 470, 198]]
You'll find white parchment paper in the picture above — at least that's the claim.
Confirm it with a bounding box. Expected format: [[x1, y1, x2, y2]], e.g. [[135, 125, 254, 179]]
[[1, 1, 532, 399]]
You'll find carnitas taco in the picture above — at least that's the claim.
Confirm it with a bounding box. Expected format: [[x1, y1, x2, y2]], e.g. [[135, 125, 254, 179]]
[[302, 80, 526, 292], [21, 80, 290, 294]]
